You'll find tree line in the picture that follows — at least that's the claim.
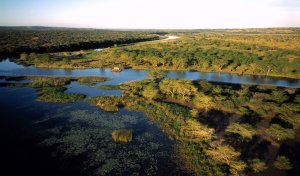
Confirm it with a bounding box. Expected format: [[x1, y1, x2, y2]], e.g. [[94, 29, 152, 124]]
[[0, 27, 162, 57]]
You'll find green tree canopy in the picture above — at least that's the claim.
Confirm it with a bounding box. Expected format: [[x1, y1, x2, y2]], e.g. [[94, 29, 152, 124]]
[[206, 144, 241, 165], [193, 92, 215, 113], [225, 122, 258, 141], [265, 124, 295, 141], [145, 69, 166, 82], [274, 156, 293, 170], [248, 158, 268, 173]]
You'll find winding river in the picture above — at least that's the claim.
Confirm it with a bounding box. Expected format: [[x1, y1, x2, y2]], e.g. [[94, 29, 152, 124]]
[[0, 35, 299, 176]]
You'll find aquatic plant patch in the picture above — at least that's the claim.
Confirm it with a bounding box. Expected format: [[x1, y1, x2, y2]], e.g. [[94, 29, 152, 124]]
[[33, 108, 182, 176]]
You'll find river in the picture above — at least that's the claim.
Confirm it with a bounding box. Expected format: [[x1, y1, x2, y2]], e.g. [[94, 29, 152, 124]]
[[0, 59, 299, 88]]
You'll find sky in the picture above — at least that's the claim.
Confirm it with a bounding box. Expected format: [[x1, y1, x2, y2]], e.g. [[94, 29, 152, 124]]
[[0, 0, 300, 29]]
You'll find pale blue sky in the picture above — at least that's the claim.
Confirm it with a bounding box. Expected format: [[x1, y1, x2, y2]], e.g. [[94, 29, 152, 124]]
[[0, 0, 299, 29]]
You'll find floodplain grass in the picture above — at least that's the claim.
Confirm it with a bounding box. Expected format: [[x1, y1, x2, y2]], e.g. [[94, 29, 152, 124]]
[[111, 129, 133, 143]]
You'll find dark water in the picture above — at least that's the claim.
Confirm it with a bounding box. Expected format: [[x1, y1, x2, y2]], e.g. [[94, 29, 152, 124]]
[[1, 59, 300, 87], [0, 87, 189, 176]]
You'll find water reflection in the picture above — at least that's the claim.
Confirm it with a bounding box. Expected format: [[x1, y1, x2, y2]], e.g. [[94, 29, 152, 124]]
[[0, 60, 299, 88]]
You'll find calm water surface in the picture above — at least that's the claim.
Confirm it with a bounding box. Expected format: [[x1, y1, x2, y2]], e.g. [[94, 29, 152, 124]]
[[0, 86, 190, 176], [0, 59, 299, 87]]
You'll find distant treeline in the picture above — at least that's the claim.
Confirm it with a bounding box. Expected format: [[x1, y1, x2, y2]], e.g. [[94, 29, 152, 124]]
[[0, 27, 162, 57]]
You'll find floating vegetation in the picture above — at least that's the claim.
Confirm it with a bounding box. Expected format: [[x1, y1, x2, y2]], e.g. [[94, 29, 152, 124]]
[[97, 84, 121, 90], [85, 95, 229, 175], [111, 129, 133, 143], [77, 82, 97, 86], [33, 108, 181, 176]]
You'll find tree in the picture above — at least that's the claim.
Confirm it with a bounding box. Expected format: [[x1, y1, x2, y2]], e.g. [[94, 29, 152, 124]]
[[145, 69, 166, 82], [248, 158, 268, 173], [212, 59, 228, 71], [274, 156, 293, 170], [229, 161, 247, 176], [271, 90, 289, 104], [225, 122, 257, 141], [62, 58, 71, 65], [159, 78, 178, 97], [176, 80, 197, 100], [190, 109, 199, 118], [183, 119, 216, 142], [194, 92, 215, 113], [206, 144, 241, 165], [265, 124, 295, 141], [277, 103, 300, 129], [20, 53, 28, 61], [142, 84, 160, 100]]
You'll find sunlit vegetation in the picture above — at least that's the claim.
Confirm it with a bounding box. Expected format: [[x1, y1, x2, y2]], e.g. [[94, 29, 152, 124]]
[[85, 95, 229, 175], [111, 129, 133, 143], [12, 28, 300, 79], [36, 87, 86, 103], [248, 158, 268, 173], [274, 156, 293, 170], [225, 122, 258, 141], [77, 82, 97, 86], [0, 26, 162, 57], [83, 76, 300, 175], [265, 124, 295, 141], [97, 85, 121, 90]]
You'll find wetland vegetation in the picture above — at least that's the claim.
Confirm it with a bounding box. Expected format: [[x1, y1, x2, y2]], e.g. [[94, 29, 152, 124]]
[[83, 71, 300, 175], [1, 27, 300, 176]]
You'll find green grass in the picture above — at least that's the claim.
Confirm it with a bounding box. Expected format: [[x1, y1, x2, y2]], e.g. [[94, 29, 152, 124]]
[[97, 85, 121, 90], [77, 82, 97, 86]]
